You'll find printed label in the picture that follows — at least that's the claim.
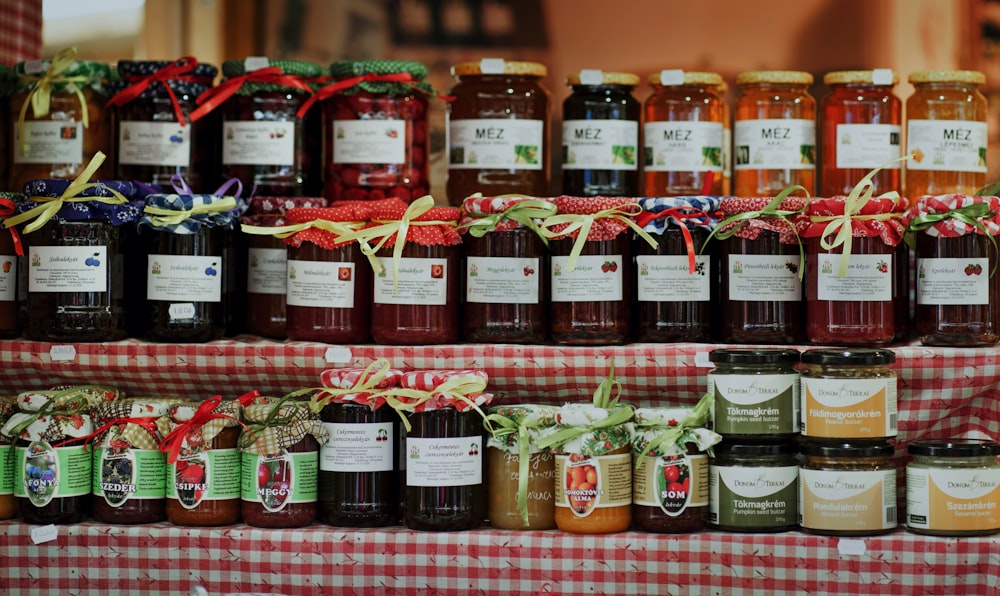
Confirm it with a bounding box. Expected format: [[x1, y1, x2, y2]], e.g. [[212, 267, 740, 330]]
[[28, 246, 107, 293], [555, 453, 631, 516], [906, 466, 1000, 531], [406, 436, 483, 487], [816, 254, 892, 301], [709, 373, 799, 435], [643, 121, 724, 172], [147, 254, 222, 302], [13, 121, 83, 163], [709, 465, 798, 528], [118, 121, 192, 167], [799, 468, 897, 531], [801, 377, 897, 438], [92, 447, 166, 504], [222, 120, 295, 166], [835, 123, 902, 168], [636, 255, 710, 302], [633, 454, 708, 516], [320, 422, 394, 472], [491, 450, 556, 510], [448, 118, 544, 170], [287, 260, 356, 308], [727, 254, 802, 301], [906, 119, 987, 173], [551, 255, 623, 302], [917, 257, 989, 305], [166, 448, 241, 507], [373, 256, 447, 305], [0, 445, 12, 495], [734, 118, 816, 170], [240, 451, 318, 511], [247, 248, 287, 295], [466, 256, 540, 304], [562, 119, 638, 171], [15, 442, 92, 504], [332, 119, 406, 164], [723, 127, 732, 178]]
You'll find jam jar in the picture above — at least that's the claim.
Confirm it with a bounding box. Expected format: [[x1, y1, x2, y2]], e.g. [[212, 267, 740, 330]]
[[643, 70, 725, 197], [460, 195, 554, 343], [631, 403, 721, 534], [446, 59, 550, 205], [910, 194, 1000, 346], [562, 69, 640, 196], [10, 52, 112, 191], [734, 71, 816, 197], [709, 441, 799, 532], [802, 195, 906, 345], [108, 58, 219, 191], [0, 192, 23, 339], [0, 395, 17, 520], [707, 348, 800, 440], [635, 196, 721, 342], [0, 65, 14, 191], [905, 71, 988, 198], [717, 80, 732, 195], [820, 70, 902, 196], [800, 348, 897, 443], [239, 397, 328, 528], [485, 404, 558, 530], [906, 439, 1000, 536]]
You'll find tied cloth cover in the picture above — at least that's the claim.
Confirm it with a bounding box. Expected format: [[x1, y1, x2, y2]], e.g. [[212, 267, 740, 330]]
[[0, 385, 121, 444], [637, 196, 723, 273], [801, 196, 906, 246], [538, 196, 657, 271], [908, 194, 1000, 237], [397, 369, 493, 413], [459, 194, 557, 236], [18, 178, 146, 225], [270, 202, 375, 249], [296, 59, 440, 118], [316, 359, 404, 410], [139, 191, 247, 233], [156, 397, 247, 464], [188, 59, 320, 122], [363, 197, 462, 248], [239, 399, 329, 454], [631, 397, 722, 463], [239, 196, 329, 228], [92, 398, 186, 450], [108, 58, 218, 126], [716, 196, 809, 244], [536, 403, 635, 456], [0, 395, 17, 446]]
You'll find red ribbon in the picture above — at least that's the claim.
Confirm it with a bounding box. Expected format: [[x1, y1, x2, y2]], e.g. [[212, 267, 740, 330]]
[[0, 197, 23, 256], [295, 72, 453, 119], [71, 416, 162, 451], [188, 67, 314, 122], [635, 207, 714, 273], [158, 391, 258, 464], [106, 57, 206, 126]]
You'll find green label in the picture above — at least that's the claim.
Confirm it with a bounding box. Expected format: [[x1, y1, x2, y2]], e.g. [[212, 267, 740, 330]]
[[166, 448, 241, 507], [709, 464, 798, 528], [0, 445, 12, 495], [240, 450, 318, 511], [92, 447, 167, 504], [14, 442, 92, 504], [710, 373, 798, 435]]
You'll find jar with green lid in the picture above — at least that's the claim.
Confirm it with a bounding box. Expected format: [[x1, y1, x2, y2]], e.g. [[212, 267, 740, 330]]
[[709, 441, 799, 532], [800, 349, 897, 442], [562, 69, 640, 197], [799, 441, 897, 536], [906, 438, 1000, 536], [707, 348, 800, 439], [485, 404, 558, 530]]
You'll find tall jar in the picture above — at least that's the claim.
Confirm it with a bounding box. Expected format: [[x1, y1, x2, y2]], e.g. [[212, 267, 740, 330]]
[[0, 65, 14, 191], [909, 194, 1000, 346], [446, 58, 550, 205], [0, 192, 23, 339], [643, 70, 725, 196], [802, 196, 906, 345], [460, 195, 554, 343], [707, 348, 800, 440], [10, 52, 111, 191], [905, 71, 988, 198], [485, 405, 558, 530], [800, 348, 897, 443], [906, 439, 1000, 536], [562, 69, 640, 196], [821, 70, 902, 196], [108, 59, 219, 191], [709, 441, 799, 533], [635, 196, 720, 342], [734, 71, 816, 197], [0, 395, 17, 520], [717, 81, 732, 195]]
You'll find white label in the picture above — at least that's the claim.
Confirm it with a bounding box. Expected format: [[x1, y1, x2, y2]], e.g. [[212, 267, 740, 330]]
[[30, 524, 59, 545], [837, 539, 867, 556], [448, 118, 544, 170], [147, 254, 222, 302], [323, 346, 352, 363], [906, 466, 1000, 530], [168, 303, 196, 320], [28, 246, 106, 293], [286, 259, 355, 308], [465, 256, 539, 304], [49, 345, 77, 361], [562, 119, 638, 171], [551, 255, 623, 302], [816, 254, 892, 301], [801, 377, 897, 436], [244, 56, 270, 71], [644, 121, 724, 172], [0, 255, 17, 301], [734, 118, 816, 170], [917, 257, 989, 305], [247, 248, 287, 295], [727, 254, 801, 301], [118, 121, 192, 167], [636, 255, 710, 302], [332, 119, 406, 164], [711, 465, 798, 500], [13, 121, 83, 163], [373, 256, 447, 305], [906, 119, 987, 172], [320, 422, 394, 472], [835, 124, 902, 168], [222, 121, 295, 166], [406, 436, 483, 487]]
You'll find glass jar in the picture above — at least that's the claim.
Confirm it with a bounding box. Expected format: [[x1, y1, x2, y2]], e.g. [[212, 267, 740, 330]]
[[707, 348, 800, 440], [800, 349, 897, 442], [0, 65, 14, 192], [460, 195, 553, 343], [562, 69, 640, 196], [905, 71, 988, 198], [799, 441, 897, 536], [108, 59, 218, 191], [709, 441, 799, 532], [820, 70, 902, 196], [635, 196, 720, 342], [910, 195, 1000, 346], [0, 192, 22, 339], [906, 439, 1000, 536], [446, 58, 550, 205], [734, 71, 816, 196], [643, 70, 725, 196], [718, 81, 732, 195], [0, 395, 17, 520], [10, 55, 112, 191], [486, 405, 558, 531]]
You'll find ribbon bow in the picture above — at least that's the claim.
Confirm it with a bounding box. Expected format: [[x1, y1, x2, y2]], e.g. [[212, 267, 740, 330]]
[[535, 364, 631, 451], [241, 217, 366, 244], [237, 394, 309, 451], [391, 373, 494, 433], [189, 67, 314, 122], [0, 197, 23, 256], [158, 392, 256, 464], [633, 393, 715, 464], [106, 57, 202, 125], [296, 71, 420, 119], [82, 416, 162, 451], [538, 204, 658, 272], [17, 47, 93, 157], [484, 407, 554, 526], [908, 200, 999, 276], [309, 358, 395, 413], [459, 194, 557, 245], [636, 206, 714, 273]]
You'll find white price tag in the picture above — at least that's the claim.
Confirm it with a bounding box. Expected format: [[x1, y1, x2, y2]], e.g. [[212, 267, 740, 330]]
[[579, 69, 603, 85], [660, 69, 685, 85], [31, 524, 59, 544], [694, 351, 713, 368], [49, 345, 77, 362], [837, 538, 867, 556], [244, 56, 270, 72], [479, 58, 506, 74], [871, 68, 894, 85], [24, 60, 45, 75], [168, 303, 196, 321], [324, 346, 352, 364]]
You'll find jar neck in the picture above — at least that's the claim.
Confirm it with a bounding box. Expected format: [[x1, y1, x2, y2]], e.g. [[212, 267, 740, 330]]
[[913, 454, 999, 467]]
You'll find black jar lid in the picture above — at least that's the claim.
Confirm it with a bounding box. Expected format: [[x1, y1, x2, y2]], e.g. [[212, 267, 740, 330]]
[[908, 438, 1000, 457], [800, 441, 895, 458], [801, 348, 896, 366], [714, 441, 799, 457], [709, 348, 800, 365]]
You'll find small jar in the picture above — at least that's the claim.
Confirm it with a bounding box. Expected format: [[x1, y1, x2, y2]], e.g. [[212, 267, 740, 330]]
[[910, 195, 1000, 346], [905, 71, 988, 198], [799, 441, 897, 536], [486, 405, 558, 531], [643, 70, 725, 196], [906, 439, 1000, 536], [460, 195, 553, 343], [800, 348, 897, 442], [0, 192, 23, 339], [734, 71, 816, 197], [446, 58, 550, 205], [0, 395, 17, 520], [635, 197, 720, 342], [820, 70, 902, 196], [707, 348, 800, 439], [709, 441, 799, 533], [562, 69, 640, 197]]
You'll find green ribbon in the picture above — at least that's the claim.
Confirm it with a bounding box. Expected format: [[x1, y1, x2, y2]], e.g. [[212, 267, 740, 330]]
[[237, 394, 302, 451], [976, 182, 1000, 197], [908, 201, 999, 277], [633, 393, 713, 466], [534, 404, 632, 451], [458, 195, 557, 246], [4, 386, 100, 443], [483, 409, 552, 527]]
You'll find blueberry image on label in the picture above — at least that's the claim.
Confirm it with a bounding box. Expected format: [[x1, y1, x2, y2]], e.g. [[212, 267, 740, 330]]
[[205, 263, 218, 276], [84, 253, 101, 267]]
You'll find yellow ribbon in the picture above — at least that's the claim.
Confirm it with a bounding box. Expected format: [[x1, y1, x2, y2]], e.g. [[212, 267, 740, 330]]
[[458, 193, 557, 245], [538, 204, 658, 272], [307, 358, 395, 413], [4, 151, 126, 234], [241, 219, 375, 272], [17, 47, 92, 158], [484, 406, 555, 527], [142, 196, 239, 228]]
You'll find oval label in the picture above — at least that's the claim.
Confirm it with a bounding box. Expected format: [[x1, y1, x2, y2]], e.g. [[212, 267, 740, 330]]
[[656, 454, 692, 516], [24, 440, 57, 507], [175, 452, 208, 509], [100, 446, 136, 508], [565, 455, 600, 518], [256, 451, 293, 513]]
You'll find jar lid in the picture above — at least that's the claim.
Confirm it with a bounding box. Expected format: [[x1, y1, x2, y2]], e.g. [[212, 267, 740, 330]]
[[908, 438, 1000, 457], [801, 348, 896, 366], [824, 69, 898, 85], [15, 59, 111, 84], [117, 59, 218, 80], [566, 70, 640, 86], [223, 57, 323, 78], [709, 348, 800, 365], [909, 70, 985, 85], [648, 70, 723, 86], [633, 406, 692, 425], [452, 59, 547, 77], [714, 441, 799, 457], [800, 441, 895, 458], [737, 70, 813, 85]]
